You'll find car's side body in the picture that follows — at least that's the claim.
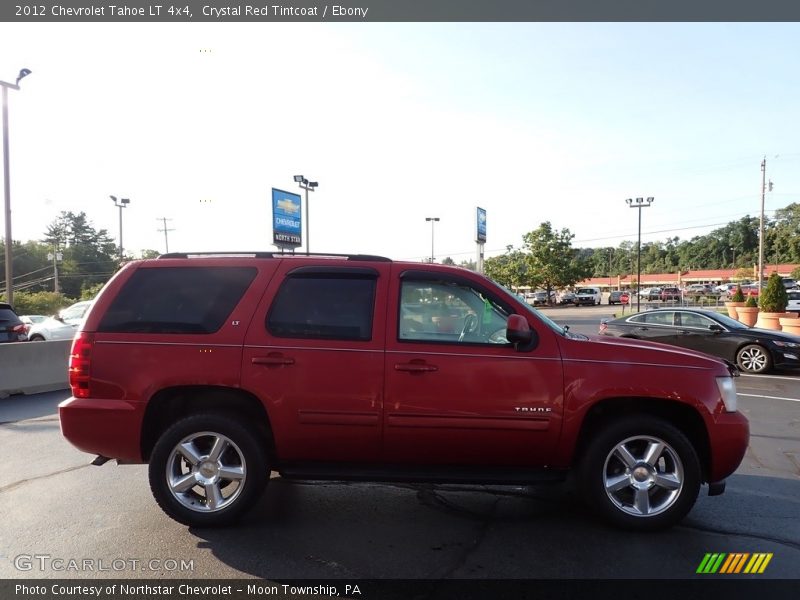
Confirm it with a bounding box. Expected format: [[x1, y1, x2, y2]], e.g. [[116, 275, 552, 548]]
[[599, 308, 800, 373], [59, 255, 749, 530]]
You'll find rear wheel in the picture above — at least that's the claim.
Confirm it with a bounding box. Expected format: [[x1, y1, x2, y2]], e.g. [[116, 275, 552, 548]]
[[579, 416, 701, 530], [29, 334, 45, 341], [736, 344, 772, 374], [148, 413, 268, 526]]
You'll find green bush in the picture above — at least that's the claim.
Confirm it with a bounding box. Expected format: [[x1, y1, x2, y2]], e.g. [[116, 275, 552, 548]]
[[745, 296, 758, 308], [759, 272, 788, 313], [3, 291, 77, 316], [80, 282, 105, 300], [731, 285, 745, 302]]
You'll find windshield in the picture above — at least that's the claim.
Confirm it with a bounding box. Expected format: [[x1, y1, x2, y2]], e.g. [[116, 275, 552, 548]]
[[576, 288, 595, 295], [712, 311, 749, 330]]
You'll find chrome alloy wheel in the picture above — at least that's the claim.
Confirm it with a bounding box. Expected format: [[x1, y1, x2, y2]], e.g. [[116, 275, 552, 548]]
[[165, 431, 246, 513], [603, 435, 684, 517], [738, 346, 769, 373]]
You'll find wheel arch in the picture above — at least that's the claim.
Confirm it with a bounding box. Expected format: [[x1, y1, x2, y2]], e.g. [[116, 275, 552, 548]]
[[141, 386, 274, 463], [573, 397, 711, 482]]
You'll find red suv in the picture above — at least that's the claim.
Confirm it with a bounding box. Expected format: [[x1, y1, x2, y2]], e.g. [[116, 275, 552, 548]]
[[59, 253, 749, 530]]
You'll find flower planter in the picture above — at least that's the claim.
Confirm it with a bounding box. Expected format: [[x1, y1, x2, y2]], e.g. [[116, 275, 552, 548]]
[[779, 316, 800, 335], [755, 311, 788, 331], [736, 306, 759, 327], [724, 301, 746, 319]]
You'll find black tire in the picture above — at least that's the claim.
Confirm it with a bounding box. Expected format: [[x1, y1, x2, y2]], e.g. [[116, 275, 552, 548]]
[[29, 335, 45, 341], [578, 416, 701, 531], [736, 344, 772, 374], [148, 413, 269, 527]]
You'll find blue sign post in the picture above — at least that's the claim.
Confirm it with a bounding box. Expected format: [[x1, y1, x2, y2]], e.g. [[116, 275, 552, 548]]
[[272, 188, 302, 248], [476, 207, 487, 243], [476, 207, 487, 274]]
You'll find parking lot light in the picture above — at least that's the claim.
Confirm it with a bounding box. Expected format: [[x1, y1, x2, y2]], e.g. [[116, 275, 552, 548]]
[[625, 196, 654, 312], [2, 68, 32, 306], [295, 175, 318, 254]]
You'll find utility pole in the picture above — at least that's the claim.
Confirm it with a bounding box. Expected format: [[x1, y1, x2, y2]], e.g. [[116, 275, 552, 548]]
[[47, 244, 62, 294], [626, 197, 654, 313], [758, 158, 766, 295], [157, 217, 175, 254]]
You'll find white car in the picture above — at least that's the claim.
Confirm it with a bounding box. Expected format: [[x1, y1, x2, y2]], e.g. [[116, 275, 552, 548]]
[[787, 290, 800, 313], [27, 301, 93, 341]]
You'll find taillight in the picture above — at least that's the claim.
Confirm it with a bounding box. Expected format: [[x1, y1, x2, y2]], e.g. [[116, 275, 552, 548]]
[[12, 324, 25, 334], [69, 332, 94, 398]]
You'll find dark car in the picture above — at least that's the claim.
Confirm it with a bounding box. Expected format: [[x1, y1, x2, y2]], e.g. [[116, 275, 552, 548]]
[[608, 290, 628, 305], [660, 287, 682, 301], [0, 303, 27, 343], [599, 307, 800, 374]]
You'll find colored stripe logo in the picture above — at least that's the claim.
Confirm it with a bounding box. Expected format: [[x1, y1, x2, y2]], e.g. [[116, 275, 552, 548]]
[[697, 553, 773, 574]]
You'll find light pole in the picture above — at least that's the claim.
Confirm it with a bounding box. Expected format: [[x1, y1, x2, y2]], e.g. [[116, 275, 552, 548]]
[[425, 217, 440, 263], [1, 68, 32, 306], [294, 175, 318, 254], [626, 196, 654, 313], [731, 246, 735, 270], [758, 158, 766, 295], [110, 195, 130, 262]]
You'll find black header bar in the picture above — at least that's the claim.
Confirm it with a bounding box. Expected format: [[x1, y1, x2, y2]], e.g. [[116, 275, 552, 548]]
[[3, 1, 800, 23]]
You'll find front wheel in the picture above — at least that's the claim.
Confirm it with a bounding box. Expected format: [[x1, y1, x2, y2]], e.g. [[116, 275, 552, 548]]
[[578, 416, 701, 530], [736, 344, 772, 374], [148, 413, 269, 527]]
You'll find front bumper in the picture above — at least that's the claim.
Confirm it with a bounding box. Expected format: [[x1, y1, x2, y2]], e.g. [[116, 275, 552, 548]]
[[707, 410, 749, 483], [59, 396, 146, 464]]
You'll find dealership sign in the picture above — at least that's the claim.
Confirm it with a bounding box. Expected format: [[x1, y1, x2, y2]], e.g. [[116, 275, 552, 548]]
[[476, 207, 487, 243], [271, 188, 302, 248]]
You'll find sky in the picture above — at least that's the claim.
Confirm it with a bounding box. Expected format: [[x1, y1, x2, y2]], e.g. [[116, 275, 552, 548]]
[[1, 22, 799, 265]]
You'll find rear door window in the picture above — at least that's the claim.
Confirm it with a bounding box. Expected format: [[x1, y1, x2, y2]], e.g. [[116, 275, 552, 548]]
[[98, 267, 257, 334], [267, 274, 376, 341]]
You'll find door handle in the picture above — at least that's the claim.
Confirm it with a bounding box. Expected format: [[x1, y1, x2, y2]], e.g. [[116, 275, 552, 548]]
[[252, 355, 295, 366], [395, 362, 438, 373], [636, 327, 649, 331]]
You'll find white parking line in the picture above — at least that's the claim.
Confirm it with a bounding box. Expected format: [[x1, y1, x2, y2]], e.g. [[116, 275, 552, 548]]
[[737, 393, 800, 403], [740, 373, 800, 382]]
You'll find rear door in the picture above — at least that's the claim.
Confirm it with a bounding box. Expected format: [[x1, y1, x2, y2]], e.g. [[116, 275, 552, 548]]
[[241, 260, 389, 463], [383, 267, 564, 467]]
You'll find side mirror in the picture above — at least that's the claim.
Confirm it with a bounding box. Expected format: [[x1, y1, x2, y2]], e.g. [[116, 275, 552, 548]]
[[709, 324, 724, 333], [507, 314, 536, 350]]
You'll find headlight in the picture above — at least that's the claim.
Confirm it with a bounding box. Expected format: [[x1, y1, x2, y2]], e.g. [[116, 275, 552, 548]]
[[716, 376, 738, 413], [771, 340, 800, 348]]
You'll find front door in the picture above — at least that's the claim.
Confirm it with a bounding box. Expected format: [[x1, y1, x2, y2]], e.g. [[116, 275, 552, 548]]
[[383, 268, 564, 467]]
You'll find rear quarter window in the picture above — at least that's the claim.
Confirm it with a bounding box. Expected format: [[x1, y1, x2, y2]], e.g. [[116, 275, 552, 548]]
[[97, 267, 257, 334]]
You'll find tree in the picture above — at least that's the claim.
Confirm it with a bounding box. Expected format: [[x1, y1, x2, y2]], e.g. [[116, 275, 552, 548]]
[[458, 258, 477, 271], [522, 222, 591, 299], [759, 272, 788, 313], [441, 256, 456, 266], [41, 212, 118, 298], [484, 248, 528, 289]]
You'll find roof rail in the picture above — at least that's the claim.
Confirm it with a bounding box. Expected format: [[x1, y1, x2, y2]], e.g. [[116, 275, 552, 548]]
[[157, 251, 392, 262]]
